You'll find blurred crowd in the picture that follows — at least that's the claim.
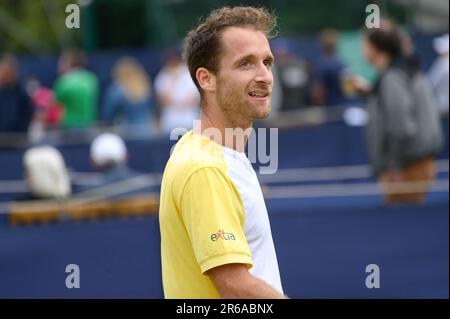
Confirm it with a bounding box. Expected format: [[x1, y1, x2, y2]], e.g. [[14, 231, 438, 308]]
[[0, 25, 447, 143], [0, 47, 201, 142], [0, 21, 448, 204]]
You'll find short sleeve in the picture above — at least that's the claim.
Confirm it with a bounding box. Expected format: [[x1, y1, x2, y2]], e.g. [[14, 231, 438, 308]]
[[179, 167, 253, 274]]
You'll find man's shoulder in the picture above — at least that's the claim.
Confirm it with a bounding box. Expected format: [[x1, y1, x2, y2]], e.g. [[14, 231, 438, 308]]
[[58, 69, 97, 85], [172, 130, 223, 159], [73, 69, 98, 86], [163, 131, 226, 184]]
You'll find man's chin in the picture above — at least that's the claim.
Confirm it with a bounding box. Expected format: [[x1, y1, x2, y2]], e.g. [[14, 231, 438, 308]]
[[252, 105, 271, 120]]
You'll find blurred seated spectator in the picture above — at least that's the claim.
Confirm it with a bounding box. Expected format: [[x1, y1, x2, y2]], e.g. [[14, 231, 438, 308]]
[[20, 145, 71, 200], [311, 29, 348, 106], [53, 49, 98, 129], [101, 57, 154, 139], [428, 34, 449, 115], [363, 26, 443, 204], [154, 49, 200, 135], [89, 133, 140, 187], [0, 54, 34, 134], [273, 41, 311, 111]]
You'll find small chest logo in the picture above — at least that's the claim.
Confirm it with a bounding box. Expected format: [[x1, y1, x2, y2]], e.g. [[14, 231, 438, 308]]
[[210, 229, 236, 241]]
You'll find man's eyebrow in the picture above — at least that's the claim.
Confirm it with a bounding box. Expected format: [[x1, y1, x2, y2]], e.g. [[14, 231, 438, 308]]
[[233, 54, 254, 66], [264, 55, 274, 63]]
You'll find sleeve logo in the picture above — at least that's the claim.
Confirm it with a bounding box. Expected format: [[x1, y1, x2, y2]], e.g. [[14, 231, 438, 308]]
[[210, 229, 236, 241]]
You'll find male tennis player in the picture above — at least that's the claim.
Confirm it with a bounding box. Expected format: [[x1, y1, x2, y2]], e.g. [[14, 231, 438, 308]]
[[159, 6, 286, 299]]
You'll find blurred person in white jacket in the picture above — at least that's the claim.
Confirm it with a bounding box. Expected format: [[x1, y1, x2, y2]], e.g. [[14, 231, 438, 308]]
[[154, 49, 200, 135]]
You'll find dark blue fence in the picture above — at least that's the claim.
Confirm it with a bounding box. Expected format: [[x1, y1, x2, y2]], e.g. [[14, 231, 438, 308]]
[[0, 191, 447, 298]]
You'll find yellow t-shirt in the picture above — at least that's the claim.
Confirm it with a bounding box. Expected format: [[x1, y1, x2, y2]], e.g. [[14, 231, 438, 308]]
[[159, 130, 283, 298]]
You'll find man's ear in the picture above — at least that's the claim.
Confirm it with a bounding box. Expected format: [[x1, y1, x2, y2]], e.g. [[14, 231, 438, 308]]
[[196, 67, 216, 93]]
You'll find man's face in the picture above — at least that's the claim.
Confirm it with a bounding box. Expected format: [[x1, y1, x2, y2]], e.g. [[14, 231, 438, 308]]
[[0, 62, 17, 87], [214, 27, 274, 122]]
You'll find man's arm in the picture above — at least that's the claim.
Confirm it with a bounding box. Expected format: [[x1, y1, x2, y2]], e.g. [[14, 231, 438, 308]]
[[206, 263, 287, 299]]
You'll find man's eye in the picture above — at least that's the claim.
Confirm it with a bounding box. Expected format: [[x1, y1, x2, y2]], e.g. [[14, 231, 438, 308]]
[[240, 61, 252, 68], [264, 60, 273, 69]]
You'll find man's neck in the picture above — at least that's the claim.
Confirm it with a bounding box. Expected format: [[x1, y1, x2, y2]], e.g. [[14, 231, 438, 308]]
[[0, 82, 17, 90], [198, 104, 252, 153]]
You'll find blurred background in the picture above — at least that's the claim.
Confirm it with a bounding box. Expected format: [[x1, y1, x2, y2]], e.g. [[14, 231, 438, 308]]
[[0, 0, 448, 298]]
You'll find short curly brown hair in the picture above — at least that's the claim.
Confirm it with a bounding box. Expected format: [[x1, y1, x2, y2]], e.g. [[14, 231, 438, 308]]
[[184, 6, 277, 94]]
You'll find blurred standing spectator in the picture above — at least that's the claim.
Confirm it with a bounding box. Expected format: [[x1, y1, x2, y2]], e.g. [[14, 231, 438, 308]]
[[273, 42, 311, 111], [27, 78, 63, 127], [26, 77, 63, 143], [380, 18, 422, 74], [101, 57, 154, 139], [54, 49, 98, 129], [154, 50, 200, 135], [363, 27, 443, 204], [21, 145, 71, 200], [428, 34, 449, 115], [0, 54, 34, 134], [311, 29, 347, 106]]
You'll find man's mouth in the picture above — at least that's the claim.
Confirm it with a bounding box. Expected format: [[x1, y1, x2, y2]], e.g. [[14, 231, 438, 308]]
[[248, 91, 270, 98]]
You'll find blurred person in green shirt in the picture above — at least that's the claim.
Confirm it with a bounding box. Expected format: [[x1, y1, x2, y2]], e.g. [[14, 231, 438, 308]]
[[54, 49, 98, 129]]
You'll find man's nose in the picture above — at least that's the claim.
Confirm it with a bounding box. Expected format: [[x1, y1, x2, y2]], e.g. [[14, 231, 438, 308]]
[[254, 63, 273, 85]]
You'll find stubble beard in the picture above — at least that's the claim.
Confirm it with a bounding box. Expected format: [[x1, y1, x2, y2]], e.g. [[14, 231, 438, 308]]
[[216, 80, 271, 128]]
